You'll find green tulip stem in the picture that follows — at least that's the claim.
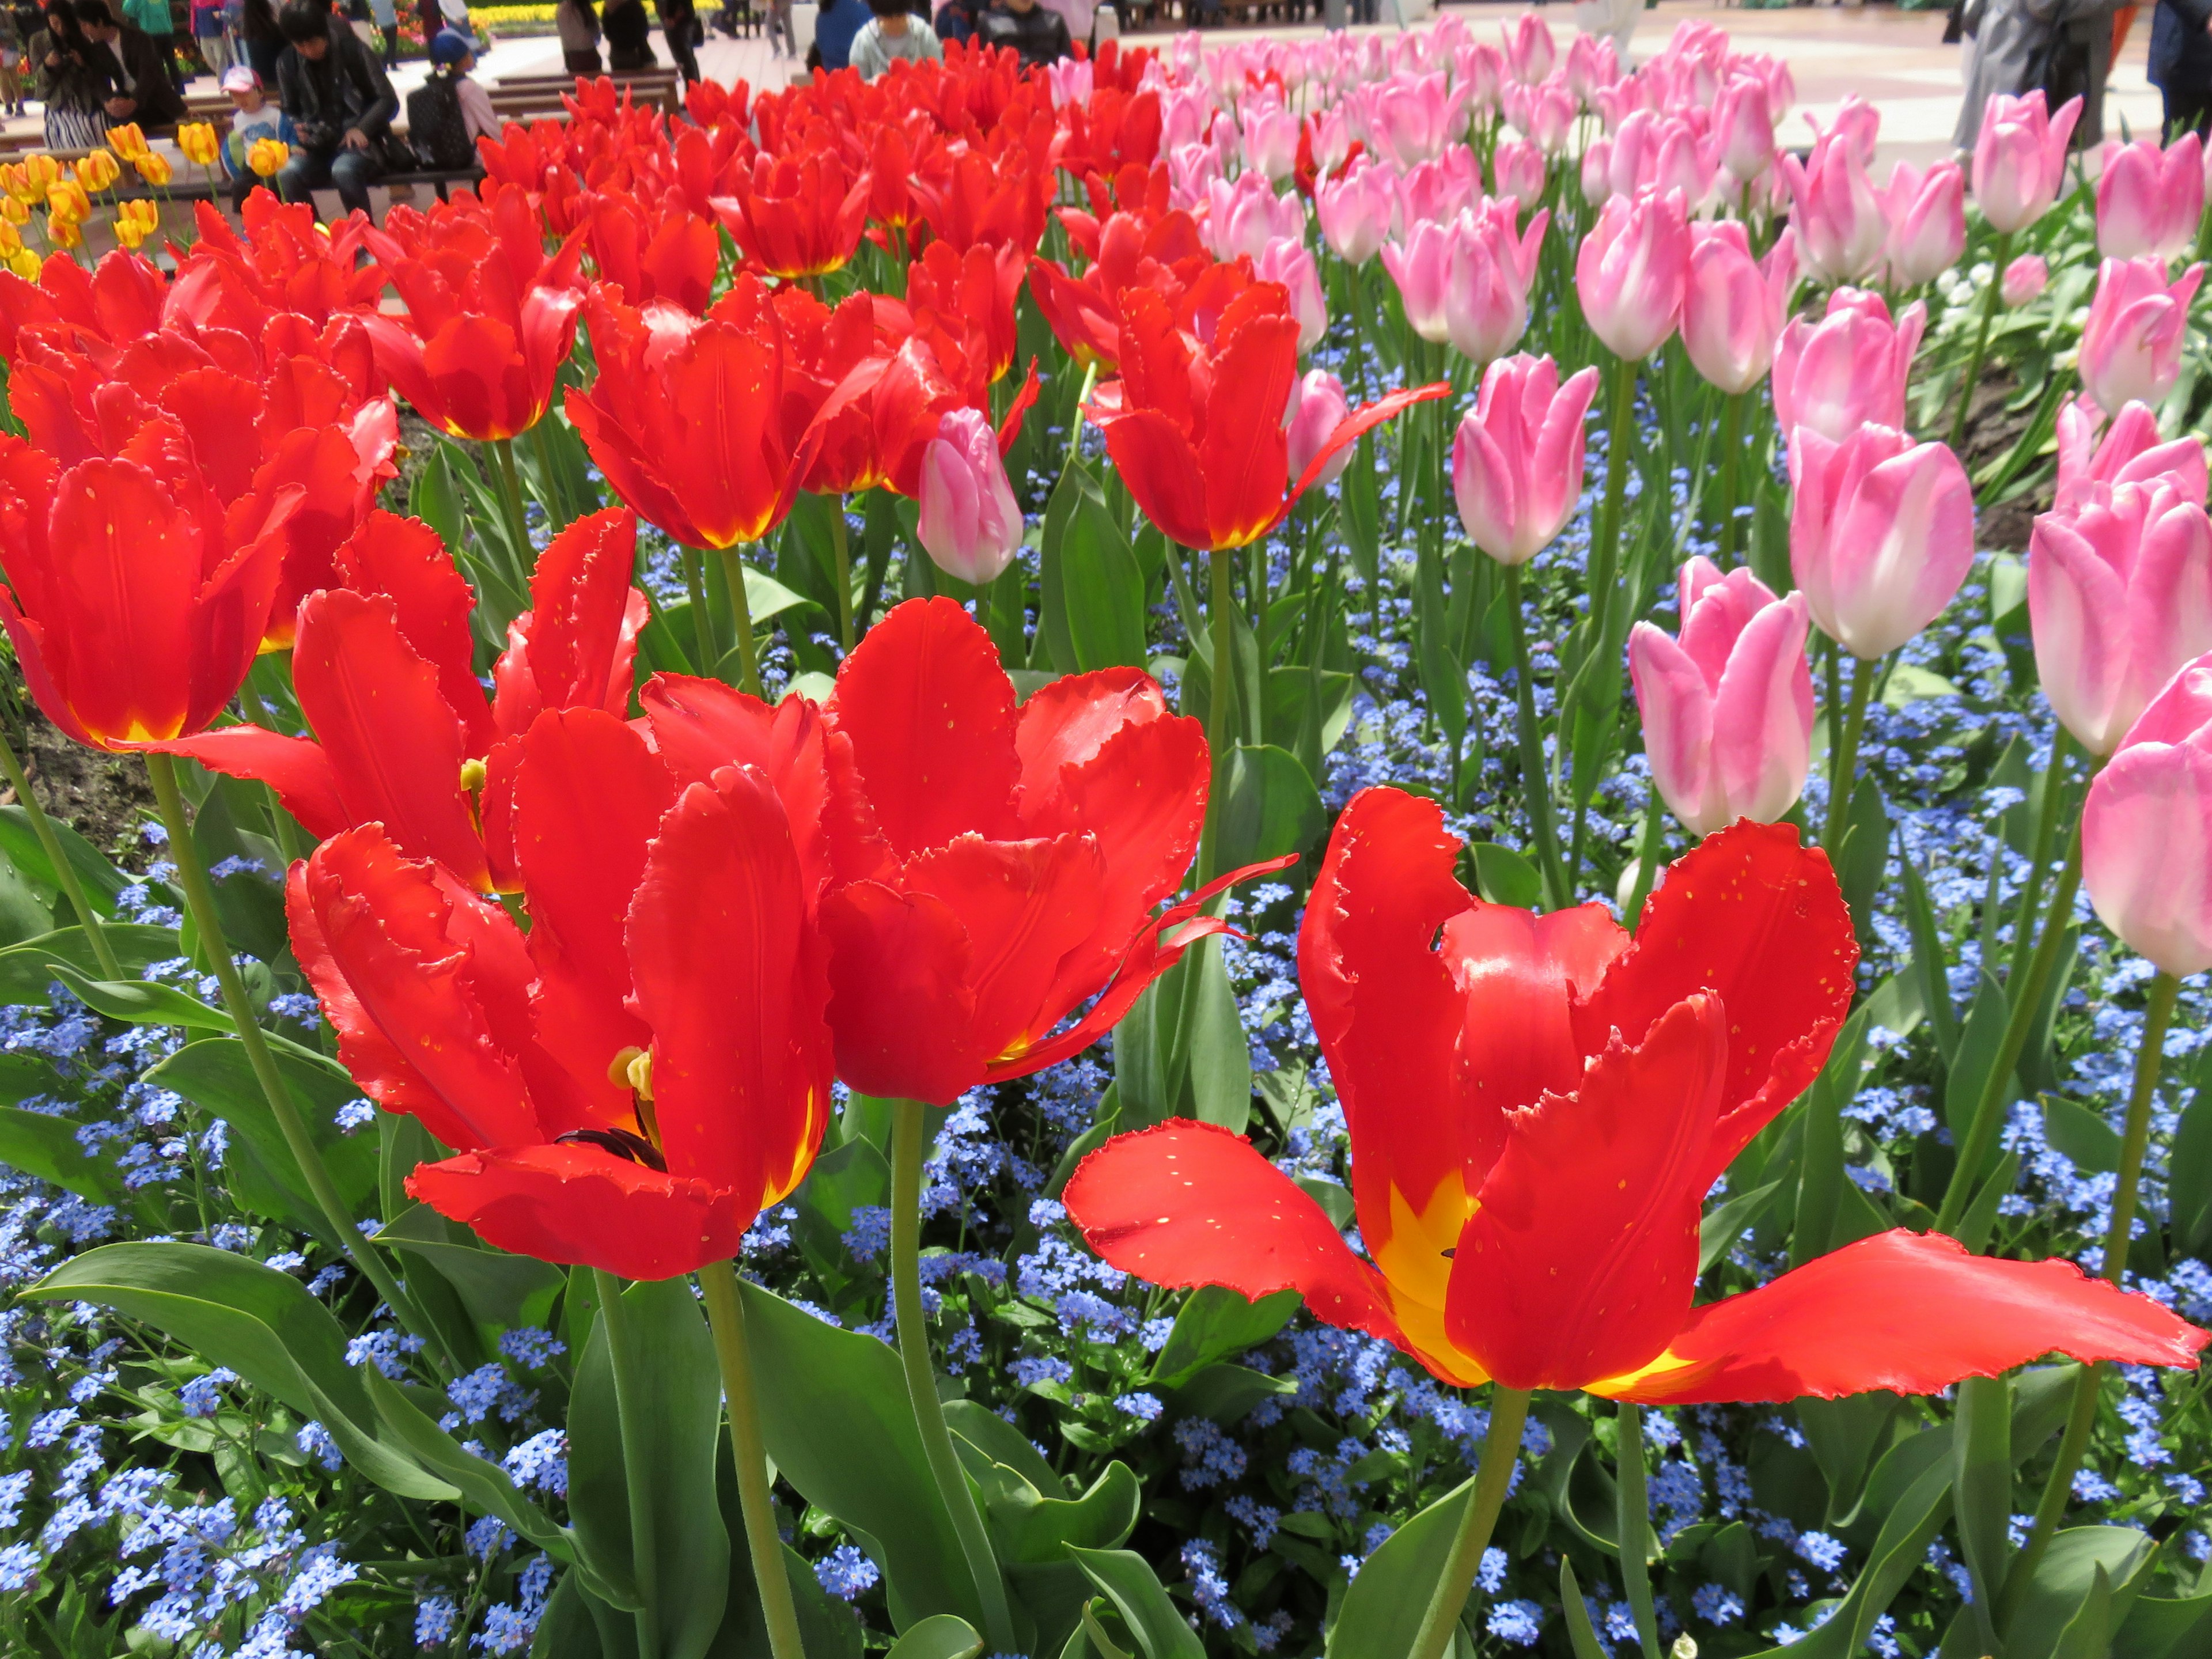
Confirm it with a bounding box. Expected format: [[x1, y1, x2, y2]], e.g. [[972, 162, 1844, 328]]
[[680, 548, 716, 676], [697, 1260, 807, 1659], [1407, 1386, 1532, 1659], [489, 438, 536, 581], [2005, 730, 2076, 990], [0, 725, 119, 977], [1616, 1403, 1662, 1659], [889, 1099, 1016, 1654], [1822, 652, 1878, 852], [1998, 968, 2180, 1630], [1624, 783, 1668, 932], [1502, 563, 1569, 910], [1714, 389, 1747, 568], [144, 753, 441, 1369], [713, 544, 765, 700], [1580, 353, 1639, 679], [1947, 228, 2014, 453], [1198, 544, 1238, 887], [591, 1268, 665, 1659]]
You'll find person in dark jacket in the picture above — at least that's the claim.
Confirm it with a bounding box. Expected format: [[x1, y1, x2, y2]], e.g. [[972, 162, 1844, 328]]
[[932, 0, 974, 39], [811, 0, 859, 66], [974, 0, 1063, 65], [30, 0, 105, 143], [74, 0, 182, 124], [272, 0, 396, 218], [600, 0, 652, 66], [652, 0, 695, 81], [239, 0, 280, 80], [2150, 0, 2212, 134]]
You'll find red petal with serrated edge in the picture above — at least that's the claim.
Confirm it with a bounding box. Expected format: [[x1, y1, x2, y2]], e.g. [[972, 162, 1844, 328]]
[[1196, 293, 1300, 553], [286, 827, 539, 1153], [293, 589, 491, 892], [823, 598, 1024, 862], [995, 358, 1041, 454], [406, 1143, 751, 1281], [1571, 820, 1857, 1189], [1448, 994, 1726, 1393], [1090, 406, 1212, 551], [1065, 1119, 1411, 1355], [1602, 1231, 2211, 1406], [332, 511, 495, 758], [514, 709, 671, 1137], [1440, 898, 1628, 1128], [255, 424, 392, 649], [637, 674, 831, 896], [819, 878, 979, 1105], [152, 725, 348, 840], [490, 508, 641, 738], [627, 765, 832, 1213]]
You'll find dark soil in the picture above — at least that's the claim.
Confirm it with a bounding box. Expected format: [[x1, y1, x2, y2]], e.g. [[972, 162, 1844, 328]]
[[6, 704, 158, 870], [1951, 362, 2047, 554]]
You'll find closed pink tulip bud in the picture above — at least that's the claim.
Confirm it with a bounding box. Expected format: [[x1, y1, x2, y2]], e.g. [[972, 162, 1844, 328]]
[[1974, 90, 2082, 234], [1395, 147, 1482, 232], [1771, 287, 1926, 444], [1682, 221, 1798, 395], [2079, 256, 2206, 418], [2002, 253, 2049, 307], [2096, 133, 2205, 263], [1563, 33, 1617, 105], [1461, 40, 1505, 115], [1713, 73, 1775, 184], [918, 408, 1023, 586], [2031, 478, 2212, 754], [1254, 236, 1327, 354], [1369, 72, 1460, 168], [1575, 187, 1690, 362], [1491, 138, 1547, 211], [1884, 159, 1967, 287], [1451, 352, 1601, 564], [2082, 653, 2212, 975], [1204, 171, 1305, 262], [1511, 78, 1575, 153], [1316, 160, 1395, 266], [1581, 137, 1615, 206], [1285, 368, 1354, 489], [1630, 558, 1816, 835], [2054, 396, 2210, 514], [1783, 129, 1888, 286], [1504, 12, 1554, 84], [1808, 93, 1880, 168], [1241, 103, 1301, 184], [1381, 200, 1547, 366], [1789, 423, 1976, 659]]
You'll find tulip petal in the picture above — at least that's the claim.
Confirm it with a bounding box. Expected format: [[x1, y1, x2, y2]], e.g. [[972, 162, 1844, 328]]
[[1573, 819, 1856, 1184], [331, 510, 495, 757], [819, 877, 979, 1104], [1708, 592, 1816, 827], [1597, 1230, 2209, 1404], [153, 725, 349, 840], [1197, 296, 1301, 550], [1628, 621, 1718, 833], [491, 508, 642, 737], [1092, 406, 1213, 551]]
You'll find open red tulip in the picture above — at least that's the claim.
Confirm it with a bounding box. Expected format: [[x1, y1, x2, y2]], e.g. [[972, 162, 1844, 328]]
[[289, 699, 833, 1281], [1066, 791, 2209, 1399]]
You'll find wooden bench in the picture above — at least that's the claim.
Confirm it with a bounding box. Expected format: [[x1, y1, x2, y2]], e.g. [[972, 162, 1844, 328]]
[[491, 66, 683, 114]]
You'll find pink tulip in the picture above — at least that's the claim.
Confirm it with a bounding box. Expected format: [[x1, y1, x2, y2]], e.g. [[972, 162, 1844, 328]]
[[2078, 256, 2205, 418], [1807, 93, 1881, 168], [1504, 12, 1554, 84], [1974, 90, 2082, 234], [1712, 73, 1775, 184], [1783, 128, 1888, 286], [2082, 652, 2212, 976], [1682, 221, 1798, 395], [1789, 423, 1976, 659], [1240, 103, 1301, 184], [1166, 141, 1222, 213], [1630, 558, 1816, 835], [1505, 78, 1575, 152], [1285, 368, 1354, 488], [1368, 72, 1461, 168], [1395, 147, 1482, 232], [1574, 187, 1690, 362], [2001, 253, 2048, 308], [1254, 236, 1327, 354], [2031, 477, 2212, 755], [1307, 107, 1355, 180], [1884, 160, 1967, 287], [1203, 171, 1305, 262], [2054, 396, 2210, 514], [1771, 287, 1926, 444], [1460, 40, 1505, 116], [1563, 33, 1617, 105], [918, 408, 1023, 585], [1491, 138, 1547, 211], [1450, 351, 1601, 564], [1580, 138, 1614, 206], [1380, 200, 1547, 366], [2096, 133, 2205, 263], [1316, 160, 1395, 266]]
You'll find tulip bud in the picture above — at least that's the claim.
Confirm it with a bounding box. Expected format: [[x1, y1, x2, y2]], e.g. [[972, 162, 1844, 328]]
[[1450, 352, 1601, 564], [1285, 368, 1353, 489], [1505, 11, 1554, 84], [917, 408, 1024, 586], [1681, 222, 1797, 396], [2082, 653, 2212, 975], [2079, 256, 2206, 418], [1241, 102, 1301, 184], [1491, 139, 1547, 213], [2001, 253, 2048, 308], [1580, 138, 1615, 206], [1629, 558, 1816, 835], [1396, 147, 1481, 233], [2096, 133, 2204, 264], [1316, 160, 1393, 266], [1883, 159, 1966, 287], [1973, 90, 2081, 234], [1204, 171, 1304, 262], [1380, 200, 1546, 367], [1771, 287, 1925, 444], [1789, 423, 1976, 660], [1782, 129, 1887, 286], [1713, 74, 1775, 184], [1254, 237, 1327, 355], [2054, 396, 2210, 515], [1574, 188, 1690, 362]]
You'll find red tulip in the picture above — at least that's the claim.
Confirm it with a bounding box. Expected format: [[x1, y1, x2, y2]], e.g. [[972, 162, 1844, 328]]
[[710, 149, 870, 279], [584, 192, 721, 315], [1085, 281, 1445, 552], [1027, 203, 1214, 370], [169, 191, 388, 334], [160, 508, 646, 892], [289, 700, 832, 1280], [816, 597, 1266, 1104], [359, 190, 588, 442], [907, 238, 1026, 386], [0, 246, 168, 363], [1066, 791, 2207, 1398]]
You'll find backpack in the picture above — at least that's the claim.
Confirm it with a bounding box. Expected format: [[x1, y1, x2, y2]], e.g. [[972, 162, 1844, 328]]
[[406, 71, 474, 169]]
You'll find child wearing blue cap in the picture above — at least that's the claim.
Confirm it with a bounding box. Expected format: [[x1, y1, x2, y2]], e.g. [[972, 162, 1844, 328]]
[[406, 25, 495, 168]]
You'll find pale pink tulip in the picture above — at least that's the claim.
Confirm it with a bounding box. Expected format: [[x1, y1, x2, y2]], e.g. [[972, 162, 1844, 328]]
[[2078, 256, 2205, 418], [1506, 78, 1575, 152], [1563, 33, 1618, 105], [1771, 287, 1926, 443], [1167, 141, 1223, 213], [1316, 159, 1395, 266], [1203, 171, 1305, 262], [2054, 396, 2210, 514], [1580, 137, 1614, 206], [1045, 57, 1092, 109], [1241, 103, 1301, 184], [2082, 653, 2212, 975], [1630, 558, 1816, 835], [1788, 423, 1976, 659], [1285, 368, 1354, 488], [2096, 133, 2205, 263], [1380, 199, 1548, 365], [1682, 221, 1798, 396], [1368, 72, 1461, 168], [1254, 237, 1327, 354], [2001, 253, 2048, 308], [1450, 351, 1601, 563], [1395, 147, 1482, 232], [1308, 107, 1356, 180], [1783, 128, 1887, 286], [1973, 90, 2082, 234], [1884, 159, 1967, 287], [1504, 12, 1554, 85], [1491, 138, 1547, 211], [1460, 40, 1505, 116], [1806, 93, 1880, 168], [2031, 477, 2212, 754], [918, 408, 1024, 585], [1574, 187, 1690, 362], [1712, 73, 1775, 184]]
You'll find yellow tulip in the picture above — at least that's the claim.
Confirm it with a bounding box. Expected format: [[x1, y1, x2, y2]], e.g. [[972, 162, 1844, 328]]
[[113, 199, 160, 249], [3, 247, 37, 278], [5, 154, 60, 203], [134, 152, 173, 187], [177, 122, 221, 168], [46, 210, 81, 249], [74, 150, 120, 193], [0, 219, 20, 257], [47, 179, 89, 221], [247, 138, 290, 179], [105, 122, 149, 162], [0, 195, 26, 226]]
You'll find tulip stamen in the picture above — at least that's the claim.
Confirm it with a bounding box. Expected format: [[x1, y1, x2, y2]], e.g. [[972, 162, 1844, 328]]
[[459, 757, 488, 794], [605, 1045, 663, 1153], [554, 1125, 668, 1172]]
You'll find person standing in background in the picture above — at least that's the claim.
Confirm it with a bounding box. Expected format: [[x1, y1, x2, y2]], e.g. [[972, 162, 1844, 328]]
[[78, 0, 185, 126], [2150, 0, 2212, 132], [239, 0, 279, 80], [121, 0, 180, 89], [601, 0, 653, 68], [32, 0, 109, 143], [1956, 0, 2122, 149], [932, 0, 973, 40], [0, 3, 24, 113], [974, 0, 1065, 66], [652, 0, 696, 81], [555, 0, 598, 70], [811, 0, 861, 69], [849, 0, 935, 73], [190, 0, 229, 75]]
